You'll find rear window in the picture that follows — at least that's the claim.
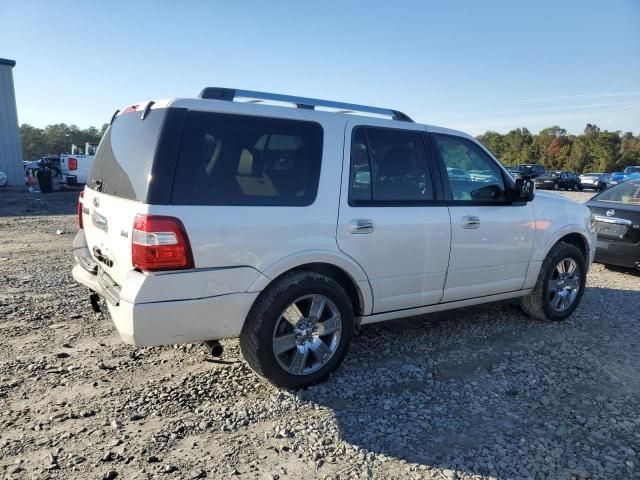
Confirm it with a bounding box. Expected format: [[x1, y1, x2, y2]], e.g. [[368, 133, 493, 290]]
[[171, 111, 323, 206], [88, 109, 166, 200]]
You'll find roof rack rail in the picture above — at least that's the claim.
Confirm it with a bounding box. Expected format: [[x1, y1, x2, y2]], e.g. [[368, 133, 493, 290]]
[[198, 87, 413, 122]]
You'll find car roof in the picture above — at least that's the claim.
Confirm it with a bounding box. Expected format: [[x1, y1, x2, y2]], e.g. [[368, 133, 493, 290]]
[[113, 91, 474, 141]]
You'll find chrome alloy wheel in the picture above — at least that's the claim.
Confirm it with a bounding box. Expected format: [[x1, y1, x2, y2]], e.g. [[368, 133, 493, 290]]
[[272, 294, 342, 375], [548, 257, 581, 312]]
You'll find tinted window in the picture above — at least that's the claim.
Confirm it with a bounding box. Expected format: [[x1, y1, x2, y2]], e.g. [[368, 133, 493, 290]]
[[172, 111, 323, 206], [349, 126, 433, 203], [88, 109, 166, 201], [434, 134, 506, 202]]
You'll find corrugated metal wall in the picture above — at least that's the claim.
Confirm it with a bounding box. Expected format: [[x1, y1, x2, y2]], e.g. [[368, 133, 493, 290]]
[[0, 59, 24, 186]]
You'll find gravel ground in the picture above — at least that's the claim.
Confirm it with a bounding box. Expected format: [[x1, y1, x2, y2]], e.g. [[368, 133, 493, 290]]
[[1, 188, 639, 480]]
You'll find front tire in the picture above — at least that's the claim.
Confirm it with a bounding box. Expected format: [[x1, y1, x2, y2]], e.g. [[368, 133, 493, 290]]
[[520, 242, 586, 321], [240, 271, 354, 388]]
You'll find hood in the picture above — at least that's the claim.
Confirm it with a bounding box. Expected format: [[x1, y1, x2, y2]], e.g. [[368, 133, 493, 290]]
[[534, 190, 584, 205]]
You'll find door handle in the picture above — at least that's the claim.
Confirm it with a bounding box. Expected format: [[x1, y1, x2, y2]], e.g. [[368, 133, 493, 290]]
[[349, 219, 375, 234], [461, 215, 480, 229]]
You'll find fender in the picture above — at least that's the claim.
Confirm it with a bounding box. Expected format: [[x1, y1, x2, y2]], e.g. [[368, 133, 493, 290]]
[[535, 223, 592, 262], [246, 249, 374, 315], [523, 223, 593, 289]]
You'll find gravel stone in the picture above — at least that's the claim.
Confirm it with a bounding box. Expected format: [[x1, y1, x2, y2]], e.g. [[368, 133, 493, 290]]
[[0, 188, 639, 480]]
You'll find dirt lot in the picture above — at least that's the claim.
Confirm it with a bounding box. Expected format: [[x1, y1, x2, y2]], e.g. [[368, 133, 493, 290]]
[[1, 188, 639, 480]]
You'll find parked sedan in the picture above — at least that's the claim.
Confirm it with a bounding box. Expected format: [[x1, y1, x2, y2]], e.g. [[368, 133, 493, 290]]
[[609, 171, 626, 186], [579, 173, 609, 191], [586, 179, 640, 270], [535, 171, 581, 191]]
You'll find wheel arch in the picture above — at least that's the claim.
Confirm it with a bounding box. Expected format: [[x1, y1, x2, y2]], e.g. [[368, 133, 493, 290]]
[[247, 251, 374, 316], [537, 225, 591, 263], [557, 232, 589, 259]]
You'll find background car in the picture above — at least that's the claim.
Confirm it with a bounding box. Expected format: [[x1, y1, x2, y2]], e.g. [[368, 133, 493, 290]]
[[535, 171, 582, 191], [579, 172, 609, 191], [623, 172, 640, 183], [506, 166, 520, 177], [609, 171, 626, 186], [586, 179, 640, 270], [624, 166, 640, 176], [512, 163, 546, 178]]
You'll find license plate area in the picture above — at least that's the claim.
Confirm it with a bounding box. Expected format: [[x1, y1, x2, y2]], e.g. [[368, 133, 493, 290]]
[[596, 222, 628, 238]]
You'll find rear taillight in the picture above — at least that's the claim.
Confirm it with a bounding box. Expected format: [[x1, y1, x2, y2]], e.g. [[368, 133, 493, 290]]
[[77, 192, 84, 229], [131, 214, 194, 271], [68, 158, 78, 170]]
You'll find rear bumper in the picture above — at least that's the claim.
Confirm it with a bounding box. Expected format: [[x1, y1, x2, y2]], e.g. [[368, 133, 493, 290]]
[[61, 174, 78, 185], [71, 230, 263, 346], [72, 263, 259, 346]]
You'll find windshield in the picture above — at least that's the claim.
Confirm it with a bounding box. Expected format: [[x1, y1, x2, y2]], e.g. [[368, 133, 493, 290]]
[[624, 166, 640, 175], [593, 181, 640, 204]]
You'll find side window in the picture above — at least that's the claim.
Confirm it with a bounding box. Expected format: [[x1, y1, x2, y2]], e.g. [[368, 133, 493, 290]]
[[349, 126, 433, 203], [171, 111, 323, 206], [433, 134, 506, 202]]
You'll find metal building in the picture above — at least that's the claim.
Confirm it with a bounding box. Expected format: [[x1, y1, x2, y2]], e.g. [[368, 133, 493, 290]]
[[0, 58, 23, 186]]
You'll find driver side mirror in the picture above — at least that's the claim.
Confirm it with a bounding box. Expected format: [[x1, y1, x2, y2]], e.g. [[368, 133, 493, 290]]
[[514, 177, 535, 202]]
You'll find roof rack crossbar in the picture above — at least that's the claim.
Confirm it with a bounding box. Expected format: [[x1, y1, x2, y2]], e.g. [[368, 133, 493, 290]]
[[198, 87, 413, 122]]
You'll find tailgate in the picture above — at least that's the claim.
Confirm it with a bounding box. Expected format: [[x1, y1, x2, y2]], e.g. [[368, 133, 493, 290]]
[[81, 106, 169, 285], [82, 189, 145, 286]]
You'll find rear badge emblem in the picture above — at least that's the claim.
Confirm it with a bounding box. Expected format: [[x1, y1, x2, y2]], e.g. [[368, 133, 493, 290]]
[[93, 197, 100, 208], [605, 209, 615, 217]]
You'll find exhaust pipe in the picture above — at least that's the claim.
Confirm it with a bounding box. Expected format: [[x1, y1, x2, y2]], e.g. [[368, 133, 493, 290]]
[[204, 340, 224, 357]]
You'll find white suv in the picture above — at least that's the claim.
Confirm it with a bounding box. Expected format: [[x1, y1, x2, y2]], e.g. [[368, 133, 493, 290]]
[[72, 88, 596, 388]]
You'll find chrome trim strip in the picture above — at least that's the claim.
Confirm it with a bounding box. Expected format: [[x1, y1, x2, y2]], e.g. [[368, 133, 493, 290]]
[[593, 215, 632, 225]]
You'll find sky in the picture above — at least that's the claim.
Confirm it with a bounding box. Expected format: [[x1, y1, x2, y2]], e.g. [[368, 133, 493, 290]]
[[2, 0, 639, 135]]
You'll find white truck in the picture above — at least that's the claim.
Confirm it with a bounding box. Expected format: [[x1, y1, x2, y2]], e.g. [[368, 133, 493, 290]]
[[58, 143, 98, 185]]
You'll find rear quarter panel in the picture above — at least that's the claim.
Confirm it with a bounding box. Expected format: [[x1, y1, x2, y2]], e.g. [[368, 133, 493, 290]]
[[149, 101, 359, 286]]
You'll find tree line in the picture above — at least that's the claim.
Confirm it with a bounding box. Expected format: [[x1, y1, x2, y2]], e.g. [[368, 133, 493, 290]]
[[477, 124, 640, 173], [20, 123, 108, 161], [18, 121, 640, 174]]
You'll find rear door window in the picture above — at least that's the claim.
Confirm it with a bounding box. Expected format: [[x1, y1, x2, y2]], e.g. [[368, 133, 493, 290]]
[[349, 126, 433, 203], [88, 109, 166, 200], [171, 111, 323, 206]]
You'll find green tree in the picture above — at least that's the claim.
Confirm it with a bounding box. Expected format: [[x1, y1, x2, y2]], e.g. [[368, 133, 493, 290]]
[[19, 122, 106, 160], [476, 124, 639, 173]]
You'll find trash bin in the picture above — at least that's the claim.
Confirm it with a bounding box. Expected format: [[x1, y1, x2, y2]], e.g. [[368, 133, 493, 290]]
[[37, 168, 54, 193]]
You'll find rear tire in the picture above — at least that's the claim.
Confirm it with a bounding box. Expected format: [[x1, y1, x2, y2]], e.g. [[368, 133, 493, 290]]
[[520, 242, 586, 321], [240, 271, 354, 388]]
